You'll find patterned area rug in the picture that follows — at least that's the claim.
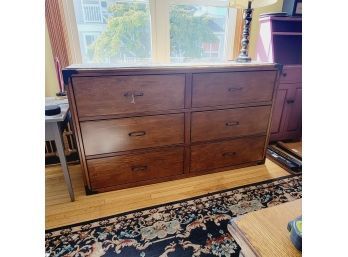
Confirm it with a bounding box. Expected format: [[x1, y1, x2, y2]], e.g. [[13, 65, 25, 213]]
[[46, 174, 302, 257]]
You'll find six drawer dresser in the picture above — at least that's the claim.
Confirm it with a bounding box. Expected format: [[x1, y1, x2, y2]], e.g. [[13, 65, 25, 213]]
[[63, 63, 282, 194]]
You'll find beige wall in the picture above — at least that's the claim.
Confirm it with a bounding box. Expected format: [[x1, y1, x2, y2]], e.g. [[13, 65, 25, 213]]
[[45, 22, 59, 97], [248, 0, 284, 58], [45, 2, 283, 96]]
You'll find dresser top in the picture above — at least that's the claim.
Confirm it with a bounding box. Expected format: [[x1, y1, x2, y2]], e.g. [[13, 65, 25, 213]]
[[63, 61, 281, 84], [65, 61, 278, 71]]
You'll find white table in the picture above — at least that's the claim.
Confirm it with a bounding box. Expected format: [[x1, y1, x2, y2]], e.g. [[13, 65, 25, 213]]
[[45, 97, 75, 201]]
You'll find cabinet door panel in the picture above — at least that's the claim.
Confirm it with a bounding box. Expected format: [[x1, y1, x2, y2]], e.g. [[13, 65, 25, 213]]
[[270, 89, 287, 134], [285, 87, 302, 132], [270, 83, 302, 141]]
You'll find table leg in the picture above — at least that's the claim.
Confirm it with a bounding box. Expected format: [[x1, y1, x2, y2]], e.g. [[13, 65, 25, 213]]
[[53, 123, 75, 201]]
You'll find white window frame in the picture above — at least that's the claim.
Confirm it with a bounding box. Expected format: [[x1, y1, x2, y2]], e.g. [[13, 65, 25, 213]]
[[62, 0, 237, 64]]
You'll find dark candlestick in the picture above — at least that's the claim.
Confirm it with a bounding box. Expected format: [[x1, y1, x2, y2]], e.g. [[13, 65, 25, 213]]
[[236, 1, 253, 62]]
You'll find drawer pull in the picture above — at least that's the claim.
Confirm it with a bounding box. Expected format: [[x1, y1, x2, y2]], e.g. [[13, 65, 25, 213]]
[[128, 131, 146, 137], [282, 72, 287, 77], [131, 165, 148, 172], [225, 121, 239, 127], [123, 91, 144, 97], [124, 91, 144, 104], [287, 99, 295, 104], [134, 92, 144, 97], [222, 152, 237, 157], [228, 87, 243, 92]]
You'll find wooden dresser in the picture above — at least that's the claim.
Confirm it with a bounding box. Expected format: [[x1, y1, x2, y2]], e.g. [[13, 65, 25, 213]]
[[63, 63, 282, 193]]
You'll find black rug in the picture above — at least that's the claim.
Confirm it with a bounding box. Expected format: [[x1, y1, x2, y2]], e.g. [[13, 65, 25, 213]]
[[46, 174, 302, 257]]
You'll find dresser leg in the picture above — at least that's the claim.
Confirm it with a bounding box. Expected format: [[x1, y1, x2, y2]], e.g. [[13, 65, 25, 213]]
[[85, 186, 97, 195], [257, 159, 265, 165]]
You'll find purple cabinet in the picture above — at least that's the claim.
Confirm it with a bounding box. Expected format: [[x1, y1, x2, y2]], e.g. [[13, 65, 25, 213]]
[[257, 16, 302, 141]]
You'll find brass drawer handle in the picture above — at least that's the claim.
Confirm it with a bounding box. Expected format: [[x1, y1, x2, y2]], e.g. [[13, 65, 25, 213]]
[[222, 152, 237, 157], [123, 91, 144, 97], [131, 165, 148, 172], [225, 121, 239, 126], [228, 87, 243, 92], [128, 131, 146, 137], [124, 91, 144, 104]]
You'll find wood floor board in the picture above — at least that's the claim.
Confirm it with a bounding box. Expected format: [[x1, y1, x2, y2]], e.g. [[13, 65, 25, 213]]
[[45, 142, 301, 229], [282, 141, 302, 156]]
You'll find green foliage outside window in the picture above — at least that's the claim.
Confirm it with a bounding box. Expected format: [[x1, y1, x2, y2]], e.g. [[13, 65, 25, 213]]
[[90, 3, 218, 63], [91, 3, 151, 62], [170, 5, 218, 59]]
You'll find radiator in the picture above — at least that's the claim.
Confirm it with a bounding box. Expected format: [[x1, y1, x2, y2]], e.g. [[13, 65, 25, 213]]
[[45, 121, 79, 164]]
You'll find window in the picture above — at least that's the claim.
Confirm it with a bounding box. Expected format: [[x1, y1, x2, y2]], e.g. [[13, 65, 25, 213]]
[[68, 0, 237, 64], [169, 5, 229, 63], [73, 0, 152, 64]]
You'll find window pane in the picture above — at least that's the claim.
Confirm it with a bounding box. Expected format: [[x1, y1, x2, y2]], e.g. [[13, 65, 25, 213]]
[[73, 0, 152, 64], [170, 5, 228, 63]]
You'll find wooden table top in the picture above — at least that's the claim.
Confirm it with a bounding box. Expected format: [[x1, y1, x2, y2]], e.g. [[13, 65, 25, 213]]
[[228, 199, 302, 257]]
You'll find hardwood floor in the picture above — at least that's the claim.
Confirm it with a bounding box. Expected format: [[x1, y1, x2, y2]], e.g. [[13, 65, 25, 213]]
[[46, 142, 301, 229], [282, 141, 302, 156]]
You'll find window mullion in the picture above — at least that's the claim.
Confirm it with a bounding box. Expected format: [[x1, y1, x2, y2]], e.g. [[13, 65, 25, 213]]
[[224, 8, 237, 60], [151, 0, 170, 63], [149, 0, 158, 61]]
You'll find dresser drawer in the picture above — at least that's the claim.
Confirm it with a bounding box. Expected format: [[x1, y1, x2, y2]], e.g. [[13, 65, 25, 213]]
[[191, 106, 271, 142], [190, 136, 265, 173], [73, 74, 185, 117], [88, 147, 184, 189], [192, 71, 276, 108], [81, 114, 184, 156], [280, 66, 301, 83]]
